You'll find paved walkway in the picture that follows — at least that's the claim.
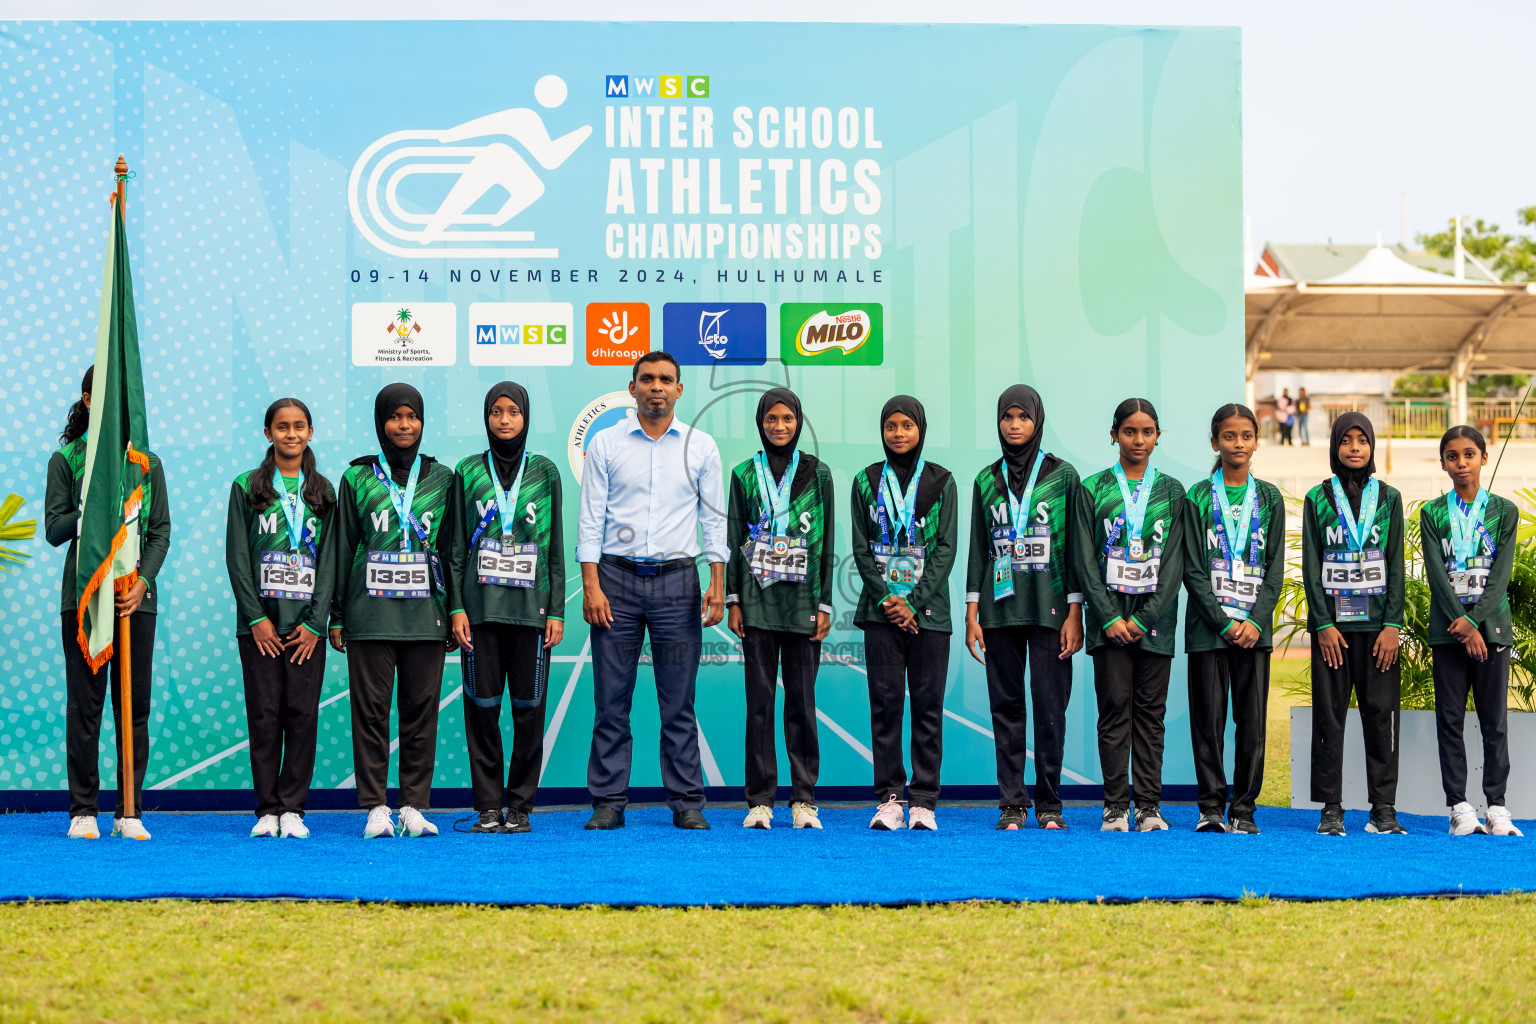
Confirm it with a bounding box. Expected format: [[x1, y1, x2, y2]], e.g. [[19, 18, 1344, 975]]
[[1260, 439, 1536, 503]]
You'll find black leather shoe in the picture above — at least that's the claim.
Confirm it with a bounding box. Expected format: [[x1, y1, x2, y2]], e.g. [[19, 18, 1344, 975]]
[[584, 806, 626, 830], [673, 809, 710, 830]]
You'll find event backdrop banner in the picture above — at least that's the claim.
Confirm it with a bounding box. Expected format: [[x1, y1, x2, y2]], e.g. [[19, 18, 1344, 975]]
[[0, 21, 1242, 802]]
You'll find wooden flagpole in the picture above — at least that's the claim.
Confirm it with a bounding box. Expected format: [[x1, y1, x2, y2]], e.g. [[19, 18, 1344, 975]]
[[114, 154, 136, 821]]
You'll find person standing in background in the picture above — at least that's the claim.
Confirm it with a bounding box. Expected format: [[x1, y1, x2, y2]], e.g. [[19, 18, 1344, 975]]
[[1276, 389, 1295, 446], [1296, 387, 1312, 446]]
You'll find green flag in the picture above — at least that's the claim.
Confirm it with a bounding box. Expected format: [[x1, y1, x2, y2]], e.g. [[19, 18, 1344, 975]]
[[75, 194, 150, 670]]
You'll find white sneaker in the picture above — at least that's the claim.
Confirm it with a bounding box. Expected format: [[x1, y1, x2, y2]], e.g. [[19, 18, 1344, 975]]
[[250, 814, 280, 838], [1135, 807, 1170, 832], [791, 802, 822, 829], [909, 807, 938, 831], [743, 805, 773, 829], [869, 795, 906, 831], [363, 805, 395, 839], [112, 817, 151, 841], [67, 815, 99, 839], [1101, 806, 1130, 832], [279, 812, 309, 839], [1449, 802, 1488, 836], [1485, 805, 1523, 837], [397, 805, 438, 838]]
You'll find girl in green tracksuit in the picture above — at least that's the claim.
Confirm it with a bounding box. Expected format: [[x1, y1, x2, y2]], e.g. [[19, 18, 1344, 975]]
[[1420, 425, 1522, 838], [1302, 411, 1407, 836], [1181, 403, 1286, 835], [447, 381, 566, 835], [329, 382, 457, 839], [225, 397, 336, 839], [1073, 398, 1185, 833]]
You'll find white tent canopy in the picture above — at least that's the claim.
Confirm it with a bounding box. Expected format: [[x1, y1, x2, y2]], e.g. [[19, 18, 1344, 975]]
[[1245, 244, 1536, 421]]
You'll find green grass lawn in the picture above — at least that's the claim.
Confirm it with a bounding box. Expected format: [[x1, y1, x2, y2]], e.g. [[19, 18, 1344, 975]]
[[4, 897, 1535, 1022]]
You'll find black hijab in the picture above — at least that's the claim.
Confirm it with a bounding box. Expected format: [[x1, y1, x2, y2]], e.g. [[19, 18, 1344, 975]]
[[996, 384, 1058, 494], [880, 395, 926, 489], [374, 382, 424, 485], [484, 381, 529, 489], [757, 388, 804, 478], [1328, 411, 1376, 512]]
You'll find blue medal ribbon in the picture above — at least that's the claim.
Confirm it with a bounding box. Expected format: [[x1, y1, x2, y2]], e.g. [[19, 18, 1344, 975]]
[[486, 451, 527, 541], [875, 457, 926, 547], [1210, 472, 1261, 567], [1329, 476, 1379, 553], [372, 452, 422, 552], [1006, 452, 1047, 541], [1446, 488, 1492, 572], [1105, 465, 1158, 558], [752, 450, 800, 539], [272, 467, 307, 553]]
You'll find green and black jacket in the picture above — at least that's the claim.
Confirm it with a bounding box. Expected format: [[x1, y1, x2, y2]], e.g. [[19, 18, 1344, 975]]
[[330, 455, 456, 643], [1181, 475, 1287, 653], [725, 455, 836, 635], [963, 458, 1083, 631], [1300, 479, 1405, 634], [224, 470, 337, 638], [44, 437, 171, 616], [849, 463, 958, 633], [446, 452, 566, 630], [1072, 466, 1187, 656], [1419, 492, 1518, 647]]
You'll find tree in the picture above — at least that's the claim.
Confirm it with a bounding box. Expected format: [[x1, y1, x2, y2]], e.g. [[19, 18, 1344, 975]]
[[1418, 207, 1536, 282]]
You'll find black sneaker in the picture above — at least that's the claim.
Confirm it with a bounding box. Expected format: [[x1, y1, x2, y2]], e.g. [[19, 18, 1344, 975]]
[[1317, 803, 1346, 836], [1228, 815, 1261, 835], [1194, 811, 1228, 833], [503, 809, 532, 833], [996, 806, 1027, 831], [1036, 809, 1067, 831], [1366, 805, 1407, 834], [470, 809, 504, 833], [584, 806, 626, 830]]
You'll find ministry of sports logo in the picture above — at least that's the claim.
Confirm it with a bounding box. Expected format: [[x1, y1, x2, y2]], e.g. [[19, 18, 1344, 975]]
[[348, 75, 591, 260]]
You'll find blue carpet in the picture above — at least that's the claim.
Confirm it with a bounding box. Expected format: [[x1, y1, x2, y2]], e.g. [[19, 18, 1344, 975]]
[[2, 806, 1531, 905]]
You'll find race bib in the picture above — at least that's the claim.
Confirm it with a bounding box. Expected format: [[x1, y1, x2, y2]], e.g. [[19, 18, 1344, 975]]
[[873, 543, 925, 598], [1452, 555, 1491, 605], [365, 550, 432, 599], [1209, 558, 1262, 620], [748, 535, 808, 587], [1321, 548, 1387, 596], [477, 539, 538, 589], [1105, 545, 1161, 595], [1012, 525, 1051, 573], [258, 550, 315, 601]]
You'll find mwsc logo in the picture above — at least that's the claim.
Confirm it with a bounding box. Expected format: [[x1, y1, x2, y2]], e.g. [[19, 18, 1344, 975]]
[[348, 75, 591, 260], [604, 75, 709, 99]]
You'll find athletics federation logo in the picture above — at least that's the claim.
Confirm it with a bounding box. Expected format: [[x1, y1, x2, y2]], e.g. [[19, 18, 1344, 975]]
[[568, 392, 638, 483], [348, 75, 591, 260]]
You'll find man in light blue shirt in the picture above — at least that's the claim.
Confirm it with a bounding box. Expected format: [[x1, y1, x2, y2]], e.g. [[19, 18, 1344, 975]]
[[576, 351, 727, 830]]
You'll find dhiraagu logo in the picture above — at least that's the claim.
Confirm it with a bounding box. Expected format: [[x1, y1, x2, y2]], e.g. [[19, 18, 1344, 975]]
[[780, 302, 883, 365], [468, 302, 573, 366]]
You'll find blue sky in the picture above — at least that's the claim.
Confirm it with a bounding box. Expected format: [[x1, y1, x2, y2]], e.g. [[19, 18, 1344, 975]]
[[8, 0, 1532, 257]]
